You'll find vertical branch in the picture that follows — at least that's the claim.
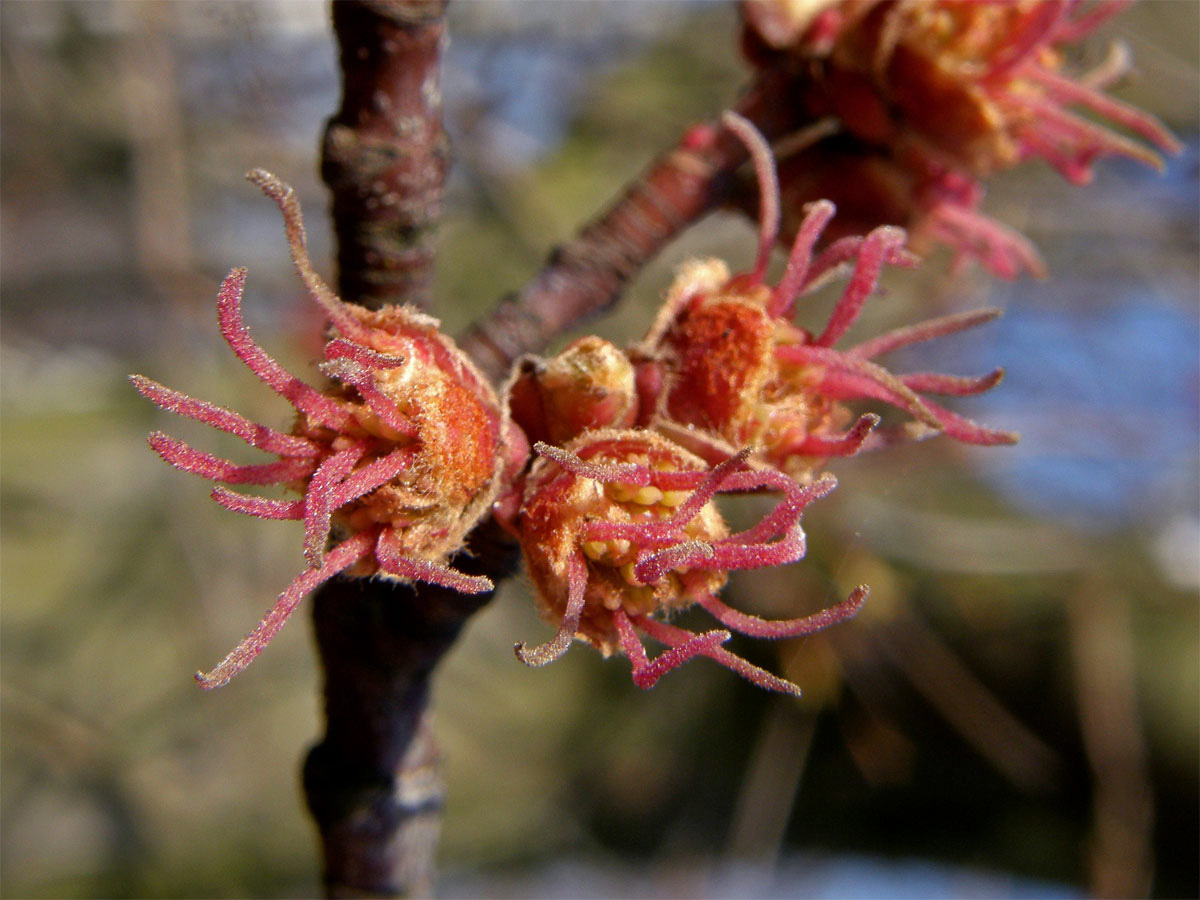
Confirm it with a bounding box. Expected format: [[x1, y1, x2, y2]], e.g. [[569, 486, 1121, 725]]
[[303, 521, 519, 898], [321, 0, 448, 311], [305, 2, 504, 897]]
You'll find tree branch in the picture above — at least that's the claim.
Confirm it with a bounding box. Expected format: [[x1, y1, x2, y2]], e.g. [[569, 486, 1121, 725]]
[[303, 520, 519, 898], [321, 0, 448, 311], [305, 2, 490, 896], [306, 15, 811, 894], [458, 71, 809, 382]]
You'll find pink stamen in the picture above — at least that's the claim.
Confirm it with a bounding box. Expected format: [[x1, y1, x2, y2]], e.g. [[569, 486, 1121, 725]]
[[802, 234, 918, 295], [323, 338, 406, 370], [722, 110, 780, 283], [614, 609, 730, 690], [534, 441, 652, 488], [771, 200, 836, 319], [693, 583, 868, 639], [245, 169, 375, 343], [911, 396, 1019, 446], [195, 529, 377, 689], [303, 444, 367, 566], [721, 472, 835, 547], [772, 413, 879, 459], [633, 615, 802, 696], [631, 540, 717, 583], [580, 450, 755, 544], [329, 447, 415, 508], [1052, 0, 1130, 44], [630, 472, 836, 584], [320, 357, 420, 439], [1016, 128, 1099, 185], [815, 226, 908, 348], [211, 486, 303, 520], [375, 529, 492, 594], [700, 522, 806, 573], [848, 308, 1002, 360], [901, 369, 1005, 397], [1016, 96, 1166, 174], [148, 432, 315, 485], [516, 552, 589, 667], [778, 344, 942, 429], [924, 202, 1047, 279], [129, 374, 319, 457], [983, 0, 1066, 80], [215, 269, 353, 429], [1022, 64, 1182, 154]]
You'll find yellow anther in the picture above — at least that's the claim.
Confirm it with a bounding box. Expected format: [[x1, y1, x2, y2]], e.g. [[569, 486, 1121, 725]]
[[627, 585, 657, 613], [608, 482, 640, 502], [582, 541, 607, 561], [611, 539, 631, 558], [620, 562, 640, 585], [660, 490, 688, 507], [633, 486, 664, 505]]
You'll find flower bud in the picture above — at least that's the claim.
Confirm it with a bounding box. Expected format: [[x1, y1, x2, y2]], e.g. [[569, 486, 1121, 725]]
[[744, 0, 1181, 183], [508, 336, 638, 447]]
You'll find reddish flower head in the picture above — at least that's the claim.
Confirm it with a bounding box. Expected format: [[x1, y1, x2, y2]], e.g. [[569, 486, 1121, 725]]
[[635, 112, 1017, 481], [133, 171, 519, 688], [739, 0, 1180, 278], [746, 0, 1181, 181], [766, 136, 1048, 279], [514, 429, 866, 694]]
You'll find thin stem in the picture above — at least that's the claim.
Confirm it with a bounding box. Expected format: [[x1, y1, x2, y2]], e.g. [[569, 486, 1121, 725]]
[[303, 4, 488, 899], [458, 71, 817, 382]]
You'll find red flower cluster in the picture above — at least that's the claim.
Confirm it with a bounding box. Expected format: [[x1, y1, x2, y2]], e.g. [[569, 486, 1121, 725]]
[[138, 118, 1015, 695], [133, 171, 520, 688], [513, 433, 865, 694], [741, 0, 1181, 276], [500, 112, 1011, 693], [634, 113, 1016, 478]]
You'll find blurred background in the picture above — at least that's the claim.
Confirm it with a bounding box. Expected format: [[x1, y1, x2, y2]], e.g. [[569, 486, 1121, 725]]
[[1, 1, 1196, 897]]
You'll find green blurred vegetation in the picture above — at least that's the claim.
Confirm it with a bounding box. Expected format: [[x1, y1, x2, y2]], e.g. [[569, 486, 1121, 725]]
[[1, 2, 1197, 897]]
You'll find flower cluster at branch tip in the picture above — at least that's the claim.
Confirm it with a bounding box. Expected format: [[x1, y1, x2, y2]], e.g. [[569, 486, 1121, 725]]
[[135, 2, 1174, 699], [739, 0, 1182, 277], [137, 111, 1018, 696], [133, 170, 520, 689], [633, 112, 1017, 482]]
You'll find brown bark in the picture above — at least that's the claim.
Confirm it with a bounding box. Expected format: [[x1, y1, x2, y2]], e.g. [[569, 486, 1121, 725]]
[[458, 71, 808, 382], [321, 0, 449, 311], [303, 520, 519, 898], [305, 2, 480, 896]]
